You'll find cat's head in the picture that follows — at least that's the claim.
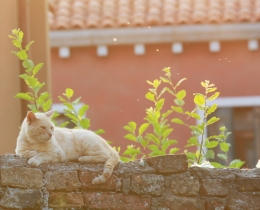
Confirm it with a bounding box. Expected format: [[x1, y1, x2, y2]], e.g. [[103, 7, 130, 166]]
[[25, 110, 55, 142]]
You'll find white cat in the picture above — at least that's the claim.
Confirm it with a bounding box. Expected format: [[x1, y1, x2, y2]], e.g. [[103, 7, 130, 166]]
[[15, 110, 120, 184]]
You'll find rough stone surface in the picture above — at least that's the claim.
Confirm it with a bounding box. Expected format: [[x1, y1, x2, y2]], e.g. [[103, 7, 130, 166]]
[[200, 179, 229, 197], [0, 166, 43, 188], [83, 192, 151, 210], [0, 187, 42, 209], [44, 170, 81, 190], [131, 174, 164, 196], [170, 172, 200, 196], [162, 192, 205, 210], [49, 192, 84, 208], [226, 194, 260, 210], [1, 154, 260, 209], [79, 170, 121, 191], [145, 154, 188, 173]]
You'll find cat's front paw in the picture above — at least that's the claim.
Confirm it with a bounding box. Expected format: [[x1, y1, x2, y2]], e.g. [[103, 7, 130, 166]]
[[28, 157, 42, 167]]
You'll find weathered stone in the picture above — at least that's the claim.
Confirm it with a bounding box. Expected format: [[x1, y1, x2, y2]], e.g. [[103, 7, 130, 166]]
[[205, 198, 226, 210], [49, 192, 84, 208], [235, 168, 260, 178], [0, 154, 28, 167], [0, 187, 4, 200], [131, 174, 164, 196], [190, 167, 238, 181], [0, 187, 42, 209], [226, 194, 260, 210], [162, 194, 205, 210], [44, 170, 81, 190], [79, 170, 121, 191], [122, 177, 130, 194], [236, 178, 260, 192], [0, 166, 43, 188], [200, 179, 229, 197], [145, 154, 188, 173], [83, 192, 151, 210], [171, 172, 200, 196], [114, 161, 155, 177]]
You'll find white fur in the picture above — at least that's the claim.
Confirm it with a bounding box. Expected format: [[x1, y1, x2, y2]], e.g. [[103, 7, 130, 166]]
[[15, 110, 120, 184]]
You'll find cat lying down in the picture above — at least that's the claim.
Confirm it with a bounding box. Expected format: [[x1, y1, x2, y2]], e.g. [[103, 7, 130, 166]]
[[15, 110, 120, 185]]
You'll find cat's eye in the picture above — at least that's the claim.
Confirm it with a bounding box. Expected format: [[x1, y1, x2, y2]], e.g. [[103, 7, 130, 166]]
[[40, 126, 46, 129]]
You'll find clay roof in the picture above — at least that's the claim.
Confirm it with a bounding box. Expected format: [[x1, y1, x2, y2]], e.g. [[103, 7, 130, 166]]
[[48, 0, 260, 30]]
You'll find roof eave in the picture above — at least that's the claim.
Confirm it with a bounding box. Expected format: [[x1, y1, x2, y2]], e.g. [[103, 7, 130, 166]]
[[49, 23, 260, 47]]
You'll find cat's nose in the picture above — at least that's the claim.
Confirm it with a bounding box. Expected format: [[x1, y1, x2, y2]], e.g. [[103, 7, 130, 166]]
[[48, 133, 52, 137]]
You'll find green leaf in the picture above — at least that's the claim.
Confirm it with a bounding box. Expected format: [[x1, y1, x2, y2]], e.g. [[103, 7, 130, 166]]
[[95, 129, 105, 135], [128, 121, 137, 132], [160, 77, 170, 84], [146, 134, 160, 145], [171, 118, 185, 125], [207, 87, 217, 93], [153, 79, 161, 88], [145, 92, 155, 102], [138, 123, 150, 136], [210, 162, 225, 168], [78, 105, 89, 117], [162, 140, 178, 151], [206, 117, 220, 126], [147, 144, 159, 151], [80, 118, 90, 129], [32, 63, 43, 76], [65, 88, 74, 98], [204, 150, 215, 159], [60, 121, 70, 128], [17, 50, 28, 60], [58, 96, 67, 103], [37, 92, 50, 106], [208, 92, 220, 100], [64, 113, 78, 123], [171, 106, 183, 114], [156, 98, 165, 111], [207, 104, 218, 115], [12, 40, 21, 48], [25, 41, 34, 51], [175, 78, 187, 88], [190, 125, 203, 135], [72, 97, 81, 105], [229, 159, 245, 168], [140, 138, 149, 148], [123, 125, 133, 133], [22, 59, 34, 71], [18, 31, 24, 40], [205, 140, 219, 149], [162, 128, 173, 140], [124, 134, 137, 142], [176, 90, 186, 100], [194, 94, 205, 106], [42, 99, 52, 112], [169, 147, 180, 154], [123, 147, 141, 156], [185, 152, 196, 160], [174, 99, 185, 107], [14, 93, 33, 101], [185, 112, 201, 120], [162, 110, 173, 119], [150, 150, 166, 156], [22, 75, 38, 88], [186, 137, 199, 147], [220, 142, 230, 153], [217, 153, 227, 161]]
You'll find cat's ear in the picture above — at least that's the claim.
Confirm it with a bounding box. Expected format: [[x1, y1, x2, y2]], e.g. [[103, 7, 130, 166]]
[[27, 112, 37, 124], [45, 110, 55, 118]]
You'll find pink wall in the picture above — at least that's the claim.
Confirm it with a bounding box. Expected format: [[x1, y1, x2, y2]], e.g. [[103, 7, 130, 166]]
[[51, 41, 260, 153]]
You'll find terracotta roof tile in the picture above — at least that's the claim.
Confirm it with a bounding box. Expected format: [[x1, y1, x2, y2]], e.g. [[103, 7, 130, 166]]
[[48, 0, 260, 30]]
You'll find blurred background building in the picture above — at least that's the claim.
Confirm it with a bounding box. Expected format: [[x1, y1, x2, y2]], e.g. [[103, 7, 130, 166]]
[[1, 0, 260, 167]]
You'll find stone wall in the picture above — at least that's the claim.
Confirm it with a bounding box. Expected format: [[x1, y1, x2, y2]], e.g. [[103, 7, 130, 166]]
[[0, 154, 260, 210]]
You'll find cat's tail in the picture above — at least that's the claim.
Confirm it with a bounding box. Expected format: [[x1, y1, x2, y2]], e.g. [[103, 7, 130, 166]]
[[92, 149, 120, 184]]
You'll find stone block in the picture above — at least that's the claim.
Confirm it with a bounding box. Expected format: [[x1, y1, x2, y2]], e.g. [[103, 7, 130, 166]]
[[205, 198, 226, 210], [170, 172, 200, 196], [131, 174, 164, 196], [44, 170, 81, 191], [83, 192, 151, 210], [162, 194, 204, 210], [236, 178, 260, 192], [79, 170, 121, 191], [122, 177, 130, 194], [200, 179, 229, 197], [0, 166, 43, 188], [49, 192, 84, 208], [0, 187, 42, 209], [226, 194, 260, 210], [145, 154, 188, 173]]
